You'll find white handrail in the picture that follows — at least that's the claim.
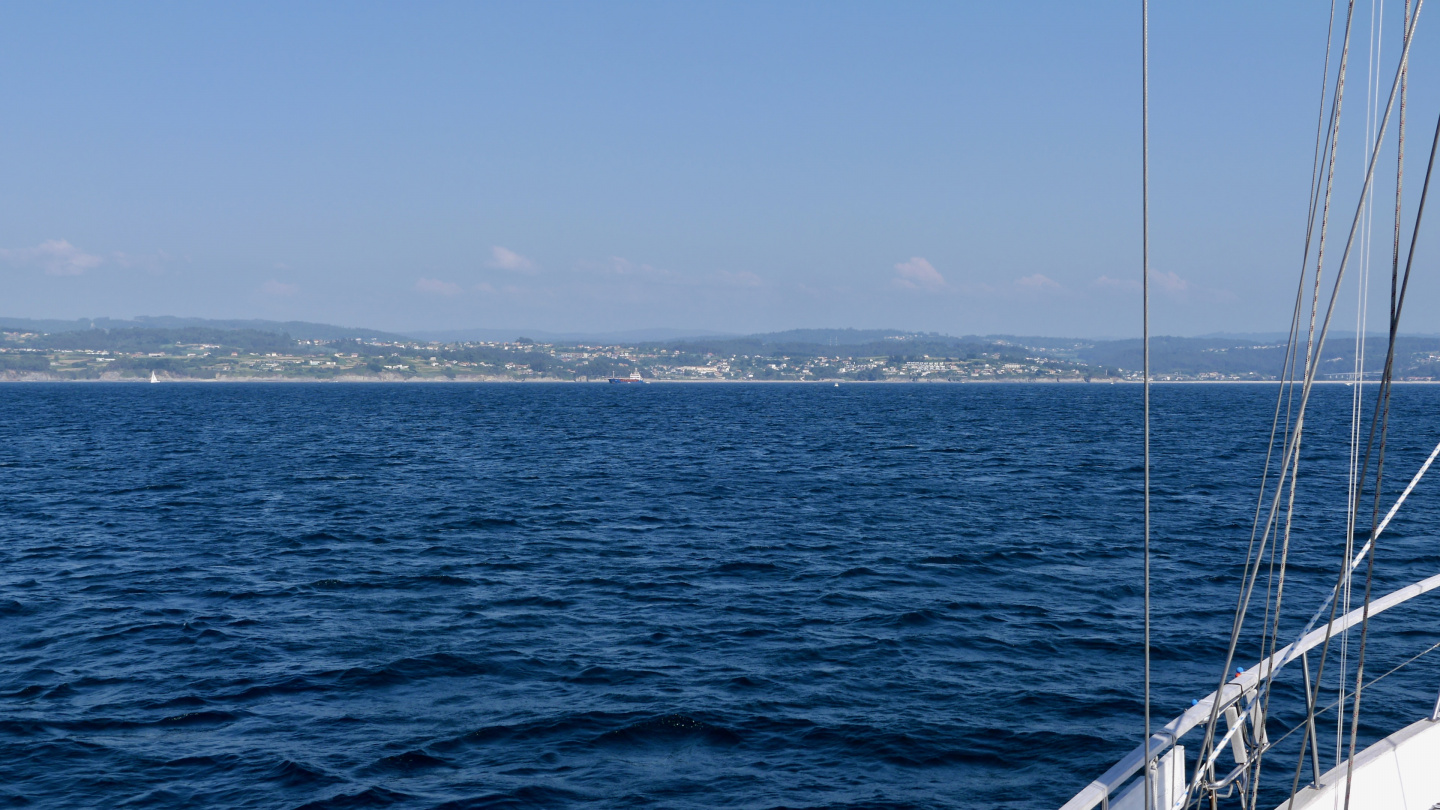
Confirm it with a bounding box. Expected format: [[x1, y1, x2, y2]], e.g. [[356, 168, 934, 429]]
[[1058, 571, 1440, 810]]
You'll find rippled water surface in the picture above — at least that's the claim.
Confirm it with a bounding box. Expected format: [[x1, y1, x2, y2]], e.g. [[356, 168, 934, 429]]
[[6, 383, 1440, 809]]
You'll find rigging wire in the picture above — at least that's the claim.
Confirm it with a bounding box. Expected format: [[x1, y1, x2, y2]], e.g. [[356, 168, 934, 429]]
[[1184, 2, 1427, 803], [1338, 0, 1384, 774], [1217, 0, 1362, 799], [1340, 0, 1389, 791], [1291, 0, 1424, 644], [1189, 437, 1440, 807], [1141, 1, 1151, 808], [1273, 2, 1430, 794], [1272, 0, 1424, 687], [1253, 47, 1387, 777], [1344, 15, 1426, 807], [1197, 2, 1347, 798], [1290, 28, 1438, 810], [1267, 637, 1440, 752]]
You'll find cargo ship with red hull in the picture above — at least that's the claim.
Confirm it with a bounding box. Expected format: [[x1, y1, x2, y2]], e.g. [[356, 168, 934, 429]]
[[608, 371, 646, 384]]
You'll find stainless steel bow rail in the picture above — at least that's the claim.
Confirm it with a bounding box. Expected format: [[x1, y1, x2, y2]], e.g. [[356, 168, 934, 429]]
[[1058, 571, 1440, 810]]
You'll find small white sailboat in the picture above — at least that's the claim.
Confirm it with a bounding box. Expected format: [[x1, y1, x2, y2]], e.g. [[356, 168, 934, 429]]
[[1063, 3, 1440, 809], [149, 370, 159, 384]]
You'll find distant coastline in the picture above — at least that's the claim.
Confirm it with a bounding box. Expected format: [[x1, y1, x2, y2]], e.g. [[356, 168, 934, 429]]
[[1, 375, 1423, 386], [5, 318, 1436, 384]]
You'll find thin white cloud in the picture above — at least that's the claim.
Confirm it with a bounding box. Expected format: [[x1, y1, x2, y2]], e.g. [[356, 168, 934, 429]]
[[260, 280, 299, 297], [1094, 270, 1207, 297], [415, 277, 463, 296], [1150, 269, 1190, 294], [605, 256, 674, 278], [0, 239, 104, 276], [1093, 274, 1139, 291], [715, 270, 764, 287], [1016, 273, 1062, 291], [489, 246, 537, 274], [892, 257, 946, 292], [473, 282, 525, 295]]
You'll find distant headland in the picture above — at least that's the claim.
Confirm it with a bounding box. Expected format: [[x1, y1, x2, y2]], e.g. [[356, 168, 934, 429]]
[[2, 317, 1436, 383]]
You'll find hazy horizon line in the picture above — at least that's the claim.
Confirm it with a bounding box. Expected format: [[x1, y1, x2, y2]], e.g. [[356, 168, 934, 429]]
[[5, 314, 1438, 345]]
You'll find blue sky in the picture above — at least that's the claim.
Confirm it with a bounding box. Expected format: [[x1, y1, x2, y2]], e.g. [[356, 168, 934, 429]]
[[1, 1, 1432, 337]]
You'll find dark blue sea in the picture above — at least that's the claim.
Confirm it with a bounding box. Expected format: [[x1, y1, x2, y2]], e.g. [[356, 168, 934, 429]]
[[5, 383, 1440, 809]]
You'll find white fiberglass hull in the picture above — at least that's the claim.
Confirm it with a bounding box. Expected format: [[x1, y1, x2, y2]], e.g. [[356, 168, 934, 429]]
[[1278, 717, 1440, 810]]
